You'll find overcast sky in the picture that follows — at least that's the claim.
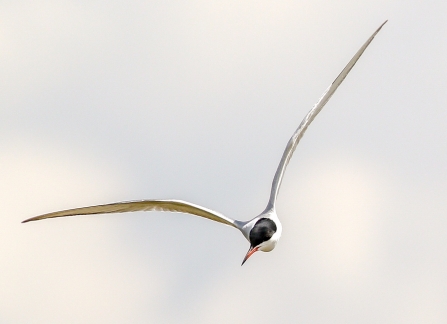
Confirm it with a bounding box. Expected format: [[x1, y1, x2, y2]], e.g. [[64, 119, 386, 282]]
[[1, 1, 446, 323]]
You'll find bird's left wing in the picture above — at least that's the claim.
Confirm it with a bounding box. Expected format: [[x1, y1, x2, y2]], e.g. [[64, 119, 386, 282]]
[[267, 21, 387, 208], [22, 199, 238, 228]]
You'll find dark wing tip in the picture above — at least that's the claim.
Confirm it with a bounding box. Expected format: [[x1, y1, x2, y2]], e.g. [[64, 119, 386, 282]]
[[22, 216, 39, 223], [372, 20, 388, 37]]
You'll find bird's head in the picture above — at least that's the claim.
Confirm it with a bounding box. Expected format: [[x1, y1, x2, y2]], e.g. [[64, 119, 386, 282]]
[[241, 217, 281, 265]]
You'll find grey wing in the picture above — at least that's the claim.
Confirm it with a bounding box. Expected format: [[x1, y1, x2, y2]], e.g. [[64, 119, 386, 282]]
[[22, 199, 238, 228], [268, 21, 387, 208]]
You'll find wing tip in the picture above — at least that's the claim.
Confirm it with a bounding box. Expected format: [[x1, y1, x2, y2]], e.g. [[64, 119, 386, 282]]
[[374, 20, 388, 35], [22, 215, 45, 223]]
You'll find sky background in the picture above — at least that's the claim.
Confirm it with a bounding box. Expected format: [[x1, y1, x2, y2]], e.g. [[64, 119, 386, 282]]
[[1, 1, 446, 323]]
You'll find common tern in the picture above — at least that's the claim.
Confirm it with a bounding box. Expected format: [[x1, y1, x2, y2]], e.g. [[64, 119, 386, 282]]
[[23, 21, 387, 265]]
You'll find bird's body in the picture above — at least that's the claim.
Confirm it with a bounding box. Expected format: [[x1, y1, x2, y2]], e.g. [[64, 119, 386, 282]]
[[23, 21, 387, 265]]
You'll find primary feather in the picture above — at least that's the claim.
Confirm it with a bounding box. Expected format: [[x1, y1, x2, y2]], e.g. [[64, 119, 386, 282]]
[[267, 20, 387, 208], [22, 199, 237, 228]]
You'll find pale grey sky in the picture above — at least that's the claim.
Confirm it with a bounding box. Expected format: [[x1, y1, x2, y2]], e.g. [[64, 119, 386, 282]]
[[1, 1, 446, 323]]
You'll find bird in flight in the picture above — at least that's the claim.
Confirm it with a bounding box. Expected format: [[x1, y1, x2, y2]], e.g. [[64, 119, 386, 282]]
[[23, 21, 387, 265]]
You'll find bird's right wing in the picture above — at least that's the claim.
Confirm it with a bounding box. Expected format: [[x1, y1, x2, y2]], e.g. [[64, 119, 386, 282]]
[[22, 199, 238, 228], [267, 20, 387, 208]]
